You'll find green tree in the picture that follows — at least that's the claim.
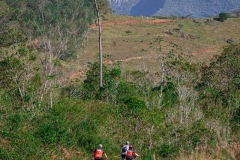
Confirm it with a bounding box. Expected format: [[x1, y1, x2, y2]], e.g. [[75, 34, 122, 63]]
[[83, 62, 121, 103], [0, 43, 40, 106], [219, 12, 228, 22]]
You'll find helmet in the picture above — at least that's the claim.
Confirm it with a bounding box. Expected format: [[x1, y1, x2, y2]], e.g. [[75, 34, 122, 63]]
[[126, 141, 129, 145], [129, 145, 133, 149], [98, 144, 103, 148]]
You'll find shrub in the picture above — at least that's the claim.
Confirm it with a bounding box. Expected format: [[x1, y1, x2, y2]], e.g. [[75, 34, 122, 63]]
[[124, 96, 146, 112], [83, 62, 122, 102], [219, 12, 228, 22], [159, 144, 179, 158], [34, 117, 68, 144], [125, 30, 132, 34], [116, 81, 136, 103], [159, 143, 179, 158], [75, 121, 99, 151], [152, 80, 178, 107]]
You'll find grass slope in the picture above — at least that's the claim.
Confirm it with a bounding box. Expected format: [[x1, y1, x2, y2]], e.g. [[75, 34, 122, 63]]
[[79, 15, 240, 75]]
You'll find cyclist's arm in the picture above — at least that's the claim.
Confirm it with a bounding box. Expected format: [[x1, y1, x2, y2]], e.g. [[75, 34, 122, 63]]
[[135, 152, 140, 157], [104, 152, 108, 159]]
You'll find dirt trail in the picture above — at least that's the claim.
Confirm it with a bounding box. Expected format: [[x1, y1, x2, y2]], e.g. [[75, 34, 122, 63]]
[[190, 47, 219, 55], [103, 47, 219, 64], [90, 19, 173, 29], [66, 47, 219, 80]]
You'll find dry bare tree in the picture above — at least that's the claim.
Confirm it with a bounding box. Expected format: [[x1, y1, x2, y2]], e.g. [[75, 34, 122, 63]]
[[94, 0, 110, 89]]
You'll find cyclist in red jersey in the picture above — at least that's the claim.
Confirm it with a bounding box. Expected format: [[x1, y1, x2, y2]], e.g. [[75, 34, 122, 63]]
[[126, 145, 140, 160], [93, 144, 108, 160]]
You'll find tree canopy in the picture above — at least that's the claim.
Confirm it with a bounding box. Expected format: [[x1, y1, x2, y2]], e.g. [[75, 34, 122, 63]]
[[219, 12, 228, 22]]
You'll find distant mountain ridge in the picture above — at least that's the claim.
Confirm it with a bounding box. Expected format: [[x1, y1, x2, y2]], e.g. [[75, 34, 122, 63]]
[[108, 0, 240, 18]]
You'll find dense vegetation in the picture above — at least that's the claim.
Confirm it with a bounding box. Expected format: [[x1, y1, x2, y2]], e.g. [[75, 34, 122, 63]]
[[1, 0, 97, 60], [0, 1, 240, 160]]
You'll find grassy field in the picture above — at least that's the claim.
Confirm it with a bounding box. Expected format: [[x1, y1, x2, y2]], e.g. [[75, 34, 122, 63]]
[[74, 15, 240, 78]]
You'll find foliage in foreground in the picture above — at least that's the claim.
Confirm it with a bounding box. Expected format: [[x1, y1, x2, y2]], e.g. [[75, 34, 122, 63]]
[[1, 44, 240, 159]]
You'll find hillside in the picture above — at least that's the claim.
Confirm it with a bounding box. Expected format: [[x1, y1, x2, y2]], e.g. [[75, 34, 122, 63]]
[[109, 0, 240, 18], [1, 1, 240, 160], [79, 15, 240, 77]]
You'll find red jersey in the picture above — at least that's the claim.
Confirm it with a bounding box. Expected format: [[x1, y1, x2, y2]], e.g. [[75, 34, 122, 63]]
[[126, 149, 136, 158], [94, 148, 104, 158]]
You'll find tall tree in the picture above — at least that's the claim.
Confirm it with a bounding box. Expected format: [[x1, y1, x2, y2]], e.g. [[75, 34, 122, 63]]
[[95, 0, 103, 88], [94, 0, 110, 89]]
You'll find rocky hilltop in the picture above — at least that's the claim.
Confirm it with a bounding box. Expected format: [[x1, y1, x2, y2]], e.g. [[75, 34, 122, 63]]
[[108, 0, 240, 18]]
